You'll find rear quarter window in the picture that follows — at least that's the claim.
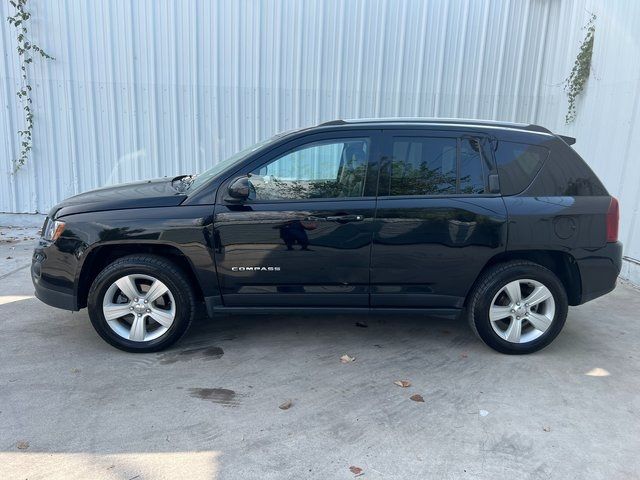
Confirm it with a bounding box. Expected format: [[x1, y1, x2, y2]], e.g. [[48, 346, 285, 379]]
[[525, 139, 608, 196], [494, 141, 548, 195]]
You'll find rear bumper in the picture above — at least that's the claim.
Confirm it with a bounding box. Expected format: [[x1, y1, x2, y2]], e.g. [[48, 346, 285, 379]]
[[576, 241, 622, 304]]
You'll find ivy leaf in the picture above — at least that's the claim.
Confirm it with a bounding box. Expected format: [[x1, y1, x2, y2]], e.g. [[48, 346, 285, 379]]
[[8, 0, 56, 172], [565, 13, 596, 124]]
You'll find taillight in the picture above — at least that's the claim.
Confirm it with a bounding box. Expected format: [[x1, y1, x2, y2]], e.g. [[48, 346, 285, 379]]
[[606, 197, 619, 243]]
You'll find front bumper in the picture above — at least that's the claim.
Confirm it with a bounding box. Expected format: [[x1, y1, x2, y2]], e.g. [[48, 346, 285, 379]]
[[31, 242, 79, 311], [33, 275, 77, 310]]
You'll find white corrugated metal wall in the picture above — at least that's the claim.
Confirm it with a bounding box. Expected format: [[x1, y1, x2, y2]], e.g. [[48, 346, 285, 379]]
[[1, 0, 640, 280]]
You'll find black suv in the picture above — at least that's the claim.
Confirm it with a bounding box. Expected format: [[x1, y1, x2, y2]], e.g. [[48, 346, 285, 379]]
[[32, 119, 622, 354]]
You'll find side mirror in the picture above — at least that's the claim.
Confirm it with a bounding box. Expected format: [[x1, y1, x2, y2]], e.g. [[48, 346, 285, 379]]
[[488, 174, 500, 194], [227, 176, 255, 202]]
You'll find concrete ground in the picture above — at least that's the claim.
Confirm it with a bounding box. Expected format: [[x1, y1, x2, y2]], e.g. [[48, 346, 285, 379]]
[[1, 225, 639, 480]]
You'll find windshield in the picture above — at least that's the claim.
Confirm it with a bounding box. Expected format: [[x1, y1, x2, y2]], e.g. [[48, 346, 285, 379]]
[[187, 135, 280, 192]]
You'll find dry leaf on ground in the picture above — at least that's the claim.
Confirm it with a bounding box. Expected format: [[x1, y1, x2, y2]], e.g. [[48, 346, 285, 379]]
[[340, 354, 355, 364], [279, 400, 292, 410], [410, 394, 424, 402], [543, 426, 551, 432], [394, 380, 411, 388], [16, 441, 29, 450], [355, 322, 368, 328], [349, 466, 363, 476]]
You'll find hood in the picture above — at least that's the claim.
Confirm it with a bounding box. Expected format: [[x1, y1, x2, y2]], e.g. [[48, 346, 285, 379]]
[[50, 177, 189, 218]]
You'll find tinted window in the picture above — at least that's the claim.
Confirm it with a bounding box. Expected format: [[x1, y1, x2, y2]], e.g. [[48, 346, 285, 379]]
[[459, 137, 488, 194], [385, 136, 487, 196], [494, 141, 548, 195], [388, 137, 457, 195], [250, 138, 369, 200], [527, 140, 608, 196]]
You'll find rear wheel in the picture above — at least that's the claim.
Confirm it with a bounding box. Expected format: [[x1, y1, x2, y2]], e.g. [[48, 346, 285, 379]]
[[467, 261, 568, 354], [87, 255, 195, 352]]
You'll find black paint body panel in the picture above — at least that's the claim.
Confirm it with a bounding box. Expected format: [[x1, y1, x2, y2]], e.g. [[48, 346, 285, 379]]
[[50, 178, 187, 219], [32, 206, 219, 310], [213, 200, 375, 306], [31, 120, 622, 316], [371, 196, 507, 308]]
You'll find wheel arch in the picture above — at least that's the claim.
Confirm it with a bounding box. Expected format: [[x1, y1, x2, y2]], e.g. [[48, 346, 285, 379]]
[[468, 250, 582, 306], [77, 242, 204, 309]]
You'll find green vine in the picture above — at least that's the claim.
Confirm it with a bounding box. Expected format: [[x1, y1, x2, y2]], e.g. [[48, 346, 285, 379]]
[[6, 0, 54, 172], [564, 13, 596, 124]]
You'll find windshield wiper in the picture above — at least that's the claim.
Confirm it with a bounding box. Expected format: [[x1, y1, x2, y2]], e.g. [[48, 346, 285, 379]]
[[171, 175, 196, 193]]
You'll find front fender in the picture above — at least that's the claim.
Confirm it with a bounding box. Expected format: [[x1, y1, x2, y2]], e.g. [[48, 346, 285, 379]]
[[57, 205, 219, 304]]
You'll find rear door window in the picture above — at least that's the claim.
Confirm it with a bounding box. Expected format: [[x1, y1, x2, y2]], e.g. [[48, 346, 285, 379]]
[[459, 137, 488, 194], [388, 137, 457, 195], [381, 134, 489, 196], [494, 141, 548, 195]]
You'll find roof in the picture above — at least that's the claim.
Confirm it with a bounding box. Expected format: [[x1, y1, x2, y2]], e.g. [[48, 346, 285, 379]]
[[319, 117, 554, 136]]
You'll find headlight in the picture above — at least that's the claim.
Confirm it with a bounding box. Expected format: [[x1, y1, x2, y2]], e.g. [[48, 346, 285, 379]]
[[42, 218, 66, 241]]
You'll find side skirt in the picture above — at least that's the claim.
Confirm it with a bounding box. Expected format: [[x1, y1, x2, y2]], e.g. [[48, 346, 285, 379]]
[[204, 296, 460, 320]]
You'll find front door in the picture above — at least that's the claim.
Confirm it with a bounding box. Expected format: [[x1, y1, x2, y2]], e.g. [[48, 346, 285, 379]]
[[213, 131, 380, 307]]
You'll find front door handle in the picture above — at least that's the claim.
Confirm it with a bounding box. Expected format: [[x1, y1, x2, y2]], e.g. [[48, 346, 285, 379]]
[[324, 214, 364, 222]]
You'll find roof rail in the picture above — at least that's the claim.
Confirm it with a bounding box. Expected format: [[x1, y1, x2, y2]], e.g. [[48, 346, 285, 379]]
[[316, 118, 556, 138], [318, 119, 347, 126]]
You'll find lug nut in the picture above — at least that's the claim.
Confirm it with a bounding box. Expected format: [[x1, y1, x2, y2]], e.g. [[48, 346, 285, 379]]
[[129, 306, 133, 310], [134, 297, 139, 302], [137, 313, 142, 317], [516, 316, 520, 320], [144, 299, 148, 304], [146, 309, 151, 313]]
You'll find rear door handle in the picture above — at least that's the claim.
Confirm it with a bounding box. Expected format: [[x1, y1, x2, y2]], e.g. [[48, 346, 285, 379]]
[[324, 214, 364, 222]]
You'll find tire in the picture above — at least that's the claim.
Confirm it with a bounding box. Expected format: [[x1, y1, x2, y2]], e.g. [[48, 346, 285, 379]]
[[87, 254, 196, 353], [467, 260, 568, 354]]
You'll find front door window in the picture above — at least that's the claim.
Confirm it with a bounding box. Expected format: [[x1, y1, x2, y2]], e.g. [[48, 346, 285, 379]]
[[249, 138, 370, 200]]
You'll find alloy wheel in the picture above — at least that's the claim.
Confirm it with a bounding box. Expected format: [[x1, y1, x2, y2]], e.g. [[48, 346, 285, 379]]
[[102, 274, 176, 342], [489, 278, 555, 344]]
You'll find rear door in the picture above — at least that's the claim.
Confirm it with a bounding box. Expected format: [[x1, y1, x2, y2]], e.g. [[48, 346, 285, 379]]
[[370, 129, 508, 310], [213, 130, 381, 307]]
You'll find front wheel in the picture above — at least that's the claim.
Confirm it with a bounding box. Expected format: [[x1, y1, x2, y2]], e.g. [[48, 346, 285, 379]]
[[87, 255, 196, 352], [467, 261, 568, 354]]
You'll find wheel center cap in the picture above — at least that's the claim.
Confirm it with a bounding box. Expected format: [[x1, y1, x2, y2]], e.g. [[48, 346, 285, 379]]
[[516, 306, 527, 316], [133, 303, 146, 314]]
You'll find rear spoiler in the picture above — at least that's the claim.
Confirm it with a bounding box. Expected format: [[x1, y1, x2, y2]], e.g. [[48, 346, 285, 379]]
[[558, 135, 576, 145]]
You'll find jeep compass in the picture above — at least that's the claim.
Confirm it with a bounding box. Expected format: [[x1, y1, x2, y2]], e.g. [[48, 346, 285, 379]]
[[32, 118, 622, 354]]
